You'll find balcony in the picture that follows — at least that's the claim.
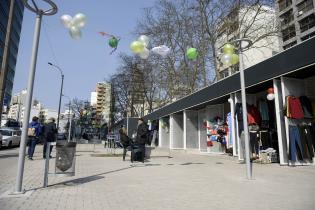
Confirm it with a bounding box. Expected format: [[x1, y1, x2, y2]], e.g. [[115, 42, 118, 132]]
[[278, 0, 293, 11]]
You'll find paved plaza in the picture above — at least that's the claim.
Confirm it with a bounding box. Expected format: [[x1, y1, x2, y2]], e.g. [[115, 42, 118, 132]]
[[0, 144, 314, 210]]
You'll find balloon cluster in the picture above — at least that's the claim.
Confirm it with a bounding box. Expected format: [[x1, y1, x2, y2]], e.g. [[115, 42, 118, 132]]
[[130, 35, 150, 59], [130, 35, 172, 59], [267, 88, 275, 100], [60, 13, 87, 39], [221, 44, 239, 66]]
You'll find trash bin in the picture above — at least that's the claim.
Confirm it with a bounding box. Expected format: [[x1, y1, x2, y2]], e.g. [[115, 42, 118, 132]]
[[55, 141, 77, 176]]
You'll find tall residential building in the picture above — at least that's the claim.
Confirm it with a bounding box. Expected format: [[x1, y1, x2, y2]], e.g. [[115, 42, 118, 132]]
[[7, 89, 45, 123], [277, 0, 315, 50], [215, 5, 280, 79], [7, 89, 26, 121], [0, 0, 24, 111], [95, 82, 112, 125], [90, 91, 97, 107]]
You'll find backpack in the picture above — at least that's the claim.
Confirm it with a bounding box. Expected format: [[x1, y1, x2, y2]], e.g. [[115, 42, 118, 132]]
[[28, 127, 36, 137]]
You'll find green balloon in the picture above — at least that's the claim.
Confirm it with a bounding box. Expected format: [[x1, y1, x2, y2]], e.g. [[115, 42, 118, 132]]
[[186, 48, 198, 60], [108, 37, 119, 48]]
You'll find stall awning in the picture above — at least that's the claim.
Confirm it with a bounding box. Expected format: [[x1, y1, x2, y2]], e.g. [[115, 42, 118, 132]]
[[144, 37, 315, 120]]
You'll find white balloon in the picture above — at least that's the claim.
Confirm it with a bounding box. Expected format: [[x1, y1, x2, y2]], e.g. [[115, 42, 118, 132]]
[[72, 13, 87, 28], [139, 48, 150, 59], [138, 35, 150, 47], [221, 54, 232, 65], [60, 15, 73, 28], [69, 26, 82, 39], [267, 93, 275, 101], [151, 45, 170, 57]]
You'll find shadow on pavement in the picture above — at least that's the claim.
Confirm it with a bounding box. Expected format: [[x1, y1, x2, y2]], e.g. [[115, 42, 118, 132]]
[[149, 156, 173, 159], [180, 162, 205, 166], [48, 166, 133, 188], [130, 163, 162, 167], [50, 175, 105, 187], [0, 153, 19, 159]]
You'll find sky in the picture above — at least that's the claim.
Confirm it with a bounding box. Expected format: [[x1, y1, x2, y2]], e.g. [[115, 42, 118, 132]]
[[13, 0, 155, 112]]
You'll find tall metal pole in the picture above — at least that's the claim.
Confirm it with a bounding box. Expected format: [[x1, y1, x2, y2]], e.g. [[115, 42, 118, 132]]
[[68, 101, 71, 141], [15, 12, 43, 193], [57, 74, 64, 131], [239, 47, 252, 180], [221, 38, 252, 179], [14, 0, 58, 194]]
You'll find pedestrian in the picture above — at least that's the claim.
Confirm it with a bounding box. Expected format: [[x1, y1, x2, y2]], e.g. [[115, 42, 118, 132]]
[[119, 125, 131, 161], [43, 117, 57, 159], [27, 116, 41, 160], [135, 118, 148, 163]]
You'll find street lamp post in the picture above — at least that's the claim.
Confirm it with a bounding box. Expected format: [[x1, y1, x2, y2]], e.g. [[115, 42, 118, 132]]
[[15, 0, 57, 194], [48, 62, 64, 132], [221, 38, 253, 180]]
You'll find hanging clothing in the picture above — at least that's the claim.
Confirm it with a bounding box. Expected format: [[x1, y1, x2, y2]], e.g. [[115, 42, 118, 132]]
[[235, 103, 243, 121], [247, 105, 261, 125], [259, 100, 269, 121], [250, 131, 259, 156], [260, 130, 271, 149], [286, 96, 304, 119], [227, 113, 233, 147], [288, 125, 304, 162], [299, 96, 313, 119], [298, 125, 314, 159]]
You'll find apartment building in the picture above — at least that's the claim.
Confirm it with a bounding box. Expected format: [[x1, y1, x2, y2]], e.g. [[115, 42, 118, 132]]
[[277, 0, 315, 49]]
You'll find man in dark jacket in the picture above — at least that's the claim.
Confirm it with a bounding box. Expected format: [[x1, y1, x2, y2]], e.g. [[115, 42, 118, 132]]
[[119, 125, 131, 161], [28, 116, 41, 160], [135, 118, 148, 162], [43, 117, 57, 159]]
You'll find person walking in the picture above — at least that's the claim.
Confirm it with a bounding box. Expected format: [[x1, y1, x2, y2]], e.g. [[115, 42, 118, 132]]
[[119, 125, 131, 161], [43, 117, 57, 159], [135, 118, 148, 163], [27, 116, 41, 160]]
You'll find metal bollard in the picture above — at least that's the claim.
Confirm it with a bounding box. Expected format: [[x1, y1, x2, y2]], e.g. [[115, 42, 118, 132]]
[[43, 142, 50, 187]]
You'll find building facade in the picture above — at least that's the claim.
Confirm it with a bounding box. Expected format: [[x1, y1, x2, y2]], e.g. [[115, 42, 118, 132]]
[[7, 89, 26, 121], [216, 5, 280, 79], [95, 82, 112, 125], [90, 91, 97, 107], [277, 0, 315, 50], [0, 0, 24, 111]]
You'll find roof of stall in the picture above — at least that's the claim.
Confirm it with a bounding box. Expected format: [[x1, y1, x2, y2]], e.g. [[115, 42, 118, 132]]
[[144, 37, 315, 121]]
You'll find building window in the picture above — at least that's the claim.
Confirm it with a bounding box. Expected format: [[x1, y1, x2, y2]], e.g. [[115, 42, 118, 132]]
[[283, 40, 297, 50], [301, 31, 315, 41], [299, 14, 315, 33], [297, 0, 314, 16], [278, 0, 292, 11], [279, 9, 294, 26], [281, 25, 296, 41]]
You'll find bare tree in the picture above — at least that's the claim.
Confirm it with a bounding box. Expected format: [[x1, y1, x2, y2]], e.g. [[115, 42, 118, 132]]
[[109, 0, 280, 115], [136, 0, 212, 99]]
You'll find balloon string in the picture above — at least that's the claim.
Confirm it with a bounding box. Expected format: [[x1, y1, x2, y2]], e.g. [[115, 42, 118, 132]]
[[98, 31, 121, 39], [43, 20, 60, 66]]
